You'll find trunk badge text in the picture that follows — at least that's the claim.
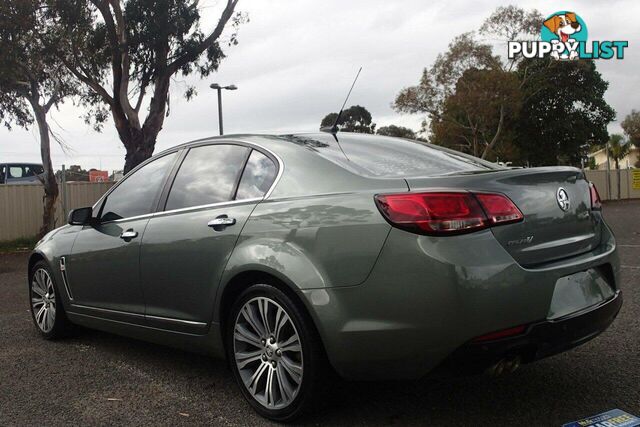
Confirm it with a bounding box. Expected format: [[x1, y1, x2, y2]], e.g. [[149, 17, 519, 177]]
[[507, 236, 534, 246], [556, 187, 570, 212]]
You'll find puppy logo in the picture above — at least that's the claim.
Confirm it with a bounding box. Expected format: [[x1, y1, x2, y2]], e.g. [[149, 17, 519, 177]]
[[543, 12, 581, 43], [508, 11, 627, 61], [541, 11, 588, 60]]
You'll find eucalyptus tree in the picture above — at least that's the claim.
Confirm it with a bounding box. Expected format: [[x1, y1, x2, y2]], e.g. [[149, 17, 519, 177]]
[[0, 0, 76, 237], [394, 6, 542, 159], [53, 0, 245, 172]]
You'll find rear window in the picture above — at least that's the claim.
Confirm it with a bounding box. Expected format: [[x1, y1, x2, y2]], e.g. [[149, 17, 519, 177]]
[[282, 133, 497, 178]]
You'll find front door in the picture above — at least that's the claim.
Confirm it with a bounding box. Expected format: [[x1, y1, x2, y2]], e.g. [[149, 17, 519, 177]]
[[66, 151, 179, 315], [140, 143, 279, 330]]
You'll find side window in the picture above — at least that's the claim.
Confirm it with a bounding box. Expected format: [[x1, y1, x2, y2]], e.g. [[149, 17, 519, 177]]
[[236, 150, 278, 200], [99, 152, 177, 222], [165, 144, 250, 211], [30, 165, 44, 175], [9, 166, 23, 178], [0, 165, 5, 183]]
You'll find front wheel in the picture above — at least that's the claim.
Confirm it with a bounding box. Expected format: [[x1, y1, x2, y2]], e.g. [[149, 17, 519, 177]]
[[29, 261, 73, 339], [226, 283, 325, 422]]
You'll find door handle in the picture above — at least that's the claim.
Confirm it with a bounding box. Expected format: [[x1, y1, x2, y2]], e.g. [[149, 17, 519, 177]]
[[208, 215, 236, 231], [120, 229, 138, 240]]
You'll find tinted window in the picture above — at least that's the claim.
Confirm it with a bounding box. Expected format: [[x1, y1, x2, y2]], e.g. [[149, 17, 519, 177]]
[[282, 133, 498, 177], [26, 165, 44, 175], [166, 144, 249, 210], [100, 152, 177, 221], [0, 165, 5, 183], [236, 150, 277, 199]]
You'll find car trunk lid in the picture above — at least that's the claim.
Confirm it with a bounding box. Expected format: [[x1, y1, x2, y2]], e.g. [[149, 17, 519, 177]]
[[405, 167, 601, 266]]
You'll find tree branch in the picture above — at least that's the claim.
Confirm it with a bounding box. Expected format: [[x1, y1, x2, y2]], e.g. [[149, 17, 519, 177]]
[[60, 55, 114, 105], [108, 0, 139, 129], [167, 0, 238, 74]]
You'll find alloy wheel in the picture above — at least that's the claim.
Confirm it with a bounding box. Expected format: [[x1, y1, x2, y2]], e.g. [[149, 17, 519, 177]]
[[233, 296, 303, 410], [31, 268, 56, 333]]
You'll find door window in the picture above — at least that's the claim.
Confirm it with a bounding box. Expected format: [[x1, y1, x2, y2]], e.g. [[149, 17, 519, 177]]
[[236, 150, 278, 199], [24, 165, 44, 176], [99, 152, 177, 222], [165, 144, 250, 210]]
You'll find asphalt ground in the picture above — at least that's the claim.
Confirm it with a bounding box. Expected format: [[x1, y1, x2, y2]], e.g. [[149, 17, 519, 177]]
[[1, 200, 639, 426]]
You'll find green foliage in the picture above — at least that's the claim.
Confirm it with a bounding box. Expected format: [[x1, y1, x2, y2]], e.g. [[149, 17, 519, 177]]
[[50, 0, 246, 172], [515, 59, 615, 166], [588, 156, 598, 170], [376, 125, 416, 139], [392, 5, 616, 165], [479, 5, 544, 42], [394, 33, 498, 121], [622, 110, 640, 146], [393, 6, 544, 160], [607, 134, 630, 168], [320, 105, 376, 134], [0, 0, 75, 129], [428, 68, 521, 157]]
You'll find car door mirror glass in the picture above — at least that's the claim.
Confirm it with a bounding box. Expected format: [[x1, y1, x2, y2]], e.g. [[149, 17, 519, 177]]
[[68, 207, 93, 225]]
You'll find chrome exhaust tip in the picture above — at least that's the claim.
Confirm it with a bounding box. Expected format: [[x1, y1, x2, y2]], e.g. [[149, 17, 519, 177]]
[[486, 356, 521, 376]]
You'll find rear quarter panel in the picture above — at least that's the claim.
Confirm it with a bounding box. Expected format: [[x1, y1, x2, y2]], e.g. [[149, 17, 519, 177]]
[[223, 192, 392, 288], [218, 135, 409, 295]]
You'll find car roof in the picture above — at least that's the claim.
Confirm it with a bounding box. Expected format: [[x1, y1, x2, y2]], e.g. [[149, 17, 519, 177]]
[[2, 162, 43, 167]]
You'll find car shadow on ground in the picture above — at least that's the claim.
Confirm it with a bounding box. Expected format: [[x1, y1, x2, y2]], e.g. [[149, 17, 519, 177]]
[[62, 316, 637, 427]]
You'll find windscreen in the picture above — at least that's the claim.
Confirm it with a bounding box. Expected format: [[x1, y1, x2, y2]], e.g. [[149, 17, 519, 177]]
[[283, 133, 498, 178]]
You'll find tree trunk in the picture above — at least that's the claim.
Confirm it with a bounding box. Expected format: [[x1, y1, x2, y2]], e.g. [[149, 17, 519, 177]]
[[481, 104, 505, 160], [31, 103, 59, 238], [115, 76, 169, 174], [123, 128, 157, 174], [615, 159, 621, 200]]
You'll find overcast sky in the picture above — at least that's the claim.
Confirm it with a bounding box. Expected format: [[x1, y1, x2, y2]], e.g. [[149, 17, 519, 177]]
[[1, 0, 638, 172]]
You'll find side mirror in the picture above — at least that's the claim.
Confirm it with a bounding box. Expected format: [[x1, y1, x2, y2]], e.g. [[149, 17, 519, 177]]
[[68, 207, 93, 226]]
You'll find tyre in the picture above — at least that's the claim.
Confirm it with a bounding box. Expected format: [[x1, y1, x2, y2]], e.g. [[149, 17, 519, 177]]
[[29, 260, 73, 339], [226, 283, 325, 422]]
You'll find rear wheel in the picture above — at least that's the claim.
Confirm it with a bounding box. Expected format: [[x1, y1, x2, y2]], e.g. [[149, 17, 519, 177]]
[[226, 283, 324, 422], [29, 261, 72, 339]]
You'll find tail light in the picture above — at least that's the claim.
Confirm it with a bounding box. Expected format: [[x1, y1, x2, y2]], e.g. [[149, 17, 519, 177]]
[[589, 182, 602, 210], [374, 191, 523, 236]]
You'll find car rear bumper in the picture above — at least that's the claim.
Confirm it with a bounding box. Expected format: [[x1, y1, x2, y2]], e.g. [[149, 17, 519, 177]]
[[445, 290, 622, 373], [301, 219, 621, 381]]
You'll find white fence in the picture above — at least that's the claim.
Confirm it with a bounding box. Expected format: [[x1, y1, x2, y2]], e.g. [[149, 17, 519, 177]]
[[0, 181, 114, 242], [584, 169, 640, 201]]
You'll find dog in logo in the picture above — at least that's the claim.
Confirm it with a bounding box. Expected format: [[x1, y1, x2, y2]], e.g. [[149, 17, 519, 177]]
[[543, 12, 582, 60]]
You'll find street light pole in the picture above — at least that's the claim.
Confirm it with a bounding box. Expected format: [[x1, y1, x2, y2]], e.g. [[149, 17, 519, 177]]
[[216, 87, 223, 135], [210, 83, 237, 136]]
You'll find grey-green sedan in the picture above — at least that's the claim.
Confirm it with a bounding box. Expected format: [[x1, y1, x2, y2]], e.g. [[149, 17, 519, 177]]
[[28, 132, 622, 421]]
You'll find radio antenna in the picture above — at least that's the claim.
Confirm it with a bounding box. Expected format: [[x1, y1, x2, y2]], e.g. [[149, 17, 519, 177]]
[[320, 67, 362, 134]]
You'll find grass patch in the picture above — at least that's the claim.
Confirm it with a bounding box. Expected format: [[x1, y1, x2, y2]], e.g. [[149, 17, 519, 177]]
[[0, 236, 38, 253]]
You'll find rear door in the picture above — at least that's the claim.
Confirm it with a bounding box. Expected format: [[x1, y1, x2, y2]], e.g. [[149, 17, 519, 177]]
[[140, 143, 279, 331]]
